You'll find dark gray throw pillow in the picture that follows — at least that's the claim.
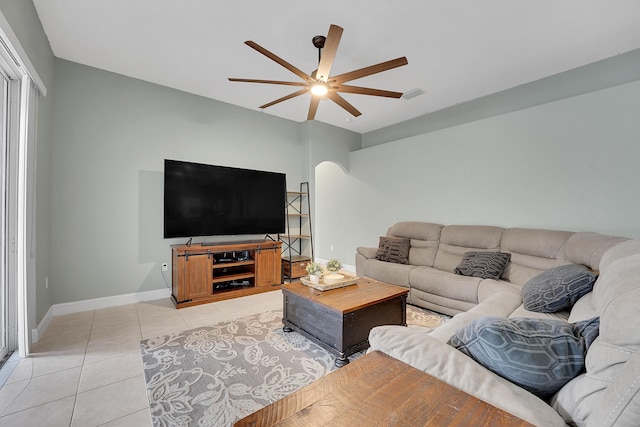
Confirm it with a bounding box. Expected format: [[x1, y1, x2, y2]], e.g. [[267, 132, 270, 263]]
[[447, 316, 587, 400], [453, 251, 511, 280], [522, 264, 598, 313], [375, 236, 410, 264], [574, 316, 600, 350]]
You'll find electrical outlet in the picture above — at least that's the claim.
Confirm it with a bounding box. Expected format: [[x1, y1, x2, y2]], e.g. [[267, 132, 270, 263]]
[[161, 263, 168, 272]]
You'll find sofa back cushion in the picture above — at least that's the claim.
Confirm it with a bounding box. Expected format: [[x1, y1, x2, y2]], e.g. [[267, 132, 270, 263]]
[[551, 241, 640, 426], [564, 232, 628, 271], [500, 228, 575, 286], [598, 239, 640, 272], [388, 222, 443, 267], [433, 225, 504, 273]]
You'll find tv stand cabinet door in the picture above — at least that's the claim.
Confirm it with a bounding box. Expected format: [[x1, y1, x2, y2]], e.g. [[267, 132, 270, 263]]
[[180, 253, 213, 300], [255, 244, 282, 287]]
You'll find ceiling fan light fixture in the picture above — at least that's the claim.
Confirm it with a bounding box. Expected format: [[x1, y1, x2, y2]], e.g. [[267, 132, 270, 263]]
[[311, 83, 328, 96], [229, 24, 408, 120]]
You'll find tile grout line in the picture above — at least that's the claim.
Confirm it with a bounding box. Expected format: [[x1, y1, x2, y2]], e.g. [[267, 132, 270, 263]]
[[136, 301, 151, 424], [1, 293, 285, 424], [69, 309, 96, 427]]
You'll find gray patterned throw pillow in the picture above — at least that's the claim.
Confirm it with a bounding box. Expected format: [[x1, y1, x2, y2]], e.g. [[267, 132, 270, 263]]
[[453, 251, 511, 280], [447, 316, 587, 400], [522, 264, 598, 313], [375, 236, 410, 264], [574, 316, 600, 350]]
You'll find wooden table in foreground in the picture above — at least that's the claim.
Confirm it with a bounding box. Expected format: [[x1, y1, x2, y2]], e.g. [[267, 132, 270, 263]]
[[234, 350, 534, 427], [281, 278, 408, 367]]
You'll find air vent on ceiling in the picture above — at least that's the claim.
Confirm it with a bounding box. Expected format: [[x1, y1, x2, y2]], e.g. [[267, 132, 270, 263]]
[[402, 87, 424, 100]]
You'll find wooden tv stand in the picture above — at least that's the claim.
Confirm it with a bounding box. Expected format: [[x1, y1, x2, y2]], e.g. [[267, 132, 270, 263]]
[[171, 240, 282, 308]]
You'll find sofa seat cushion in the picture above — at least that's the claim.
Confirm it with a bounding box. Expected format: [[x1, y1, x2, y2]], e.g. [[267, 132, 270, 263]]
[[522, 264, 598, 313], [448, 316, 588, 400], [430, 289, 524, 342], [508, 305, 570, 322], [358, 258, 413, 288], [477, 278, 521, 302], [368, 325, 567, 426], [409, 288, 476, 317], [454, 251, 511, 280], [410, 267, 482, 304]]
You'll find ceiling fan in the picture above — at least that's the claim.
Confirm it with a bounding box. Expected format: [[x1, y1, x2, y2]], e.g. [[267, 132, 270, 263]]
[[228, 24, 408, 120]]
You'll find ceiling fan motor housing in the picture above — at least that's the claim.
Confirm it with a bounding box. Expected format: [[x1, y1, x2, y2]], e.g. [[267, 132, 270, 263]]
[[312, 35, 326, 49]]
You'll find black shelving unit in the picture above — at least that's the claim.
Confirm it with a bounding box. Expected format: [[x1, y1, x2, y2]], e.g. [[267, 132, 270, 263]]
[[279, 182, 314, 282]]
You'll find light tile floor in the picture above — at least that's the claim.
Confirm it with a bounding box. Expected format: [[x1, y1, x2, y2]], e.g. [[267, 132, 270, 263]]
[[0, 290, 284, 426]]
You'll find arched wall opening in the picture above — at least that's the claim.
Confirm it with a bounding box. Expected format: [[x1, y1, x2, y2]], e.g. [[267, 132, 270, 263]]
[[314, 160, 357, 270]]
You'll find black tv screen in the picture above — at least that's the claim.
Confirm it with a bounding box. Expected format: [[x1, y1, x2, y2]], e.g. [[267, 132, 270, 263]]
[[164, 159, 286, 238]]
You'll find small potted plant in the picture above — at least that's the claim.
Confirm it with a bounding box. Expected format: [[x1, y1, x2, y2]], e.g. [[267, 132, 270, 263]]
[[326, 259, 342, 273], [306, 262, 323, 284]]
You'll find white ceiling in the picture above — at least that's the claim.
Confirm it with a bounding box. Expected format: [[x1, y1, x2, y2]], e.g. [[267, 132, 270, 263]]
[[33, 1, 640, 134]]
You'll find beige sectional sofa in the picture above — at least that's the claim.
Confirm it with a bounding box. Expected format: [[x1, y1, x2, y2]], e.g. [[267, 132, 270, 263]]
[[355, 222, 640, 426]]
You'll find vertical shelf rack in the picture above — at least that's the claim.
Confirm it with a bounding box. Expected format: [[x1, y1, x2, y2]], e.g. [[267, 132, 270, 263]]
[[279, 182, 314, 282]]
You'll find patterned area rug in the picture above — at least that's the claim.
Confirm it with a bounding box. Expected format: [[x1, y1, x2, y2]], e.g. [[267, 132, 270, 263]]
[[140, 305, 448, 427]]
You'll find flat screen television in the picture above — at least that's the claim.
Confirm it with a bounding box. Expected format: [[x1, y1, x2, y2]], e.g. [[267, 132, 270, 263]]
[[164, 159, 286, 239]]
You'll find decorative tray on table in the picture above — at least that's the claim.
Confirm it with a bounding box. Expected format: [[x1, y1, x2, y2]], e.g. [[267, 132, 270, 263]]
[[300, 273, 359, 291]]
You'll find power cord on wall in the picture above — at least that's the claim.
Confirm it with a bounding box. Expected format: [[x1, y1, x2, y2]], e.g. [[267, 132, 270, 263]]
[[161, 269, 171, 290]]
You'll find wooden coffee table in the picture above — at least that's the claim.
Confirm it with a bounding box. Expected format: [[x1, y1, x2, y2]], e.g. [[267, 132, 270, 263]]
[[234, 350, 534, 426], [281, 277, 408, 367]]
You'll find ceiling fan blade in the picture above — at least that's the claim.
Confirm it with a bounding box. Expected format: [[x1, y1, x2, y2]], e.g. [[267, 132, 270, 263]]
[[245, 41, 312, 82], [331, 57, 408, 84], [228, 78, 307, 87], [327, 92, 361, 117], [307, 97, 320, 120], [336, 85, 403, 98], [259, 88, 310, 110], [315, 24, 343, 82]]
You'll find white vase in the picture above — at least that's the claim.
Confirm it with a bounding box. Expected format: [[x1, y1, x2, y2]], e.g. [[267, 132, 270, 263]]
[[309, 274, 320, 284]]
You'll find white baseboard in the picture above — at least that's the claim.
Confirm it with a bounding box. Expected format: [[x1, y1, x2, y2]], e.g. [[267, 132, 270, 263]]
[[32, 306, 54, 344], [32, 288, 172, 343]]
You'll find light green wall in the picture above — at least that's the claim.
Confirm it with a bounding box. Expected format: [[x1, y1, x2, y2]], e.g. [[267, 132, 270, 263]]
[[49, 60, 361, 305], [0, 1, 55, 325], [50, 59, 316, 304], [5, 0, 640, 314], [363, 48, 640, 148], [316, 79, 640, 267]]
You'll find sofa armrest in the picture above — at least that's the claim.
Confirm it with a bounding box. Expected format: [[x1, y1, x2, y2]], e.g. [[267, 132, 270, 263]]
[[368, 325, 567, 427], [356, 246, 378, 259]]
